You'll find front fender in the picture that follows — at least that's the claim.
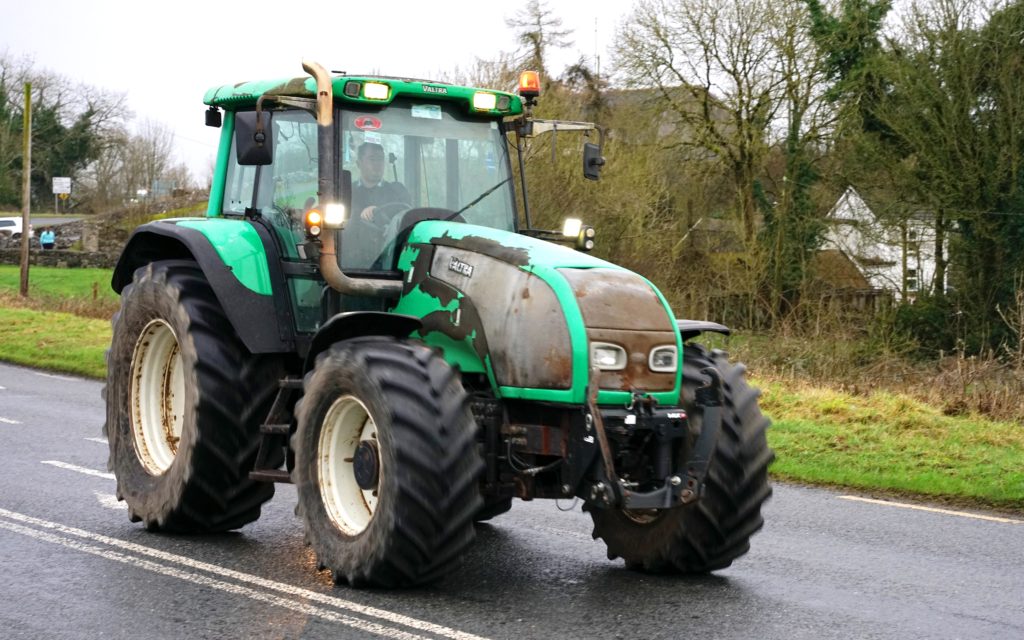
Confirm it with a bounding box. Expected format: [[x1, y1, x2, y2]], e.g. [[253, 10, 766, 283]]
[[304, 312, 422, 373]]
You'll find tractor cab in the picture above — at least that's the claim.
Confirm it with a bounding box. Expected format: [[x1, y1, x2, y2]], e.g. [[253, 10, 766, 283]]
[[206, 64, 602, 335]]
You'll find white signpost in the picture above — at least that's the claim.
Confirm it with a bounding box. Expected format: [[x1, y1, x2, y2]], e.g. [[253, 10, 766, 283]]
[[52, 177, 71, 213]]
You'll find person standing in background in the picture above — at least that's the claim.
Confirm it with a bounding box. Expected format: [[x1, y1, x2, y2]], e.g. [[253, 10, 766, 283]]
[[39, 227, 56, 250]]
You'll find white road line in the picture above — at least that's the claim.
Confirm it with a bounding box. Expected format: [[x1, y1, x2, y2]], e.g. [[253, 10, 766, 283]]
[[41, 460, 114, 480], [0, 518, 429, 640], [0, 384, 6, 389], [33, 371, 77, 381], [0, 416, 21, 424], [84, 437, 108, 445], [0, 508, 490, 640], [93, 491, 126, 510], [839, 495, 1023, 524]]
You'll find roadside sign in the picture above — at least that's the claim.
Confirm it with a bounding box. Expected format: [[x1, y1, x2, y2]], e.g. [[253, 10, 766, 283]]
[[52, 177, 71, 194]]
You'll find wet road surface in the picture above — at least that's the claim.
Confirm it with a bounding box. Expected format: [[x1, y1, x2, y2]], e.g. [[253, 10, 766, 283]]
[[0, 361, 1021, 639]]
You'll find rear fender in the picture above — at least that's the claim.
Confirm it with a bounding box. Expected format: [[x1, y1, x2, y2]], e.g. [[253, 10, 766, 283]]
[[112, 220, 294, 353]]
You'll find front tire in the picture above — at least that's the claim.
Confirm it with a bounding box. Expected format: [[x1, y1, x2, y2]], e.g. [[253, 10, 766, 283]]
[[293, 338, 483, 587], [589, 343, 773, 573], [104, 261, 280, 532]]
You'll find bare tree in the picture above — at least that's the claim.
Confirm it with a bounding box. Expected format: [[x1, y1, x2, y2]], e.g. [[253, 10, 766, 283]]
[[505, 0, 574, 84], [128, 119, 175, 197], [614, 0, 791, 244]]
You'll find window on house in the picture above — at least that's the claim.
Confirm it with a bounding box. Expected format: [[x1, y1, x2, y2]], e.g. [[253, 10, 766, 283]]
[[906, 268, 918, 291]]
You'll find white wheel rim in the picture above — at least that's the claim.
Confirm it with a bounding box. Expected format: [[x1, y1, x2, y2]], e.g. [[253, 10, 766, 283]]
[[318, 395, 379, 535], [129, 319, 185, 475]]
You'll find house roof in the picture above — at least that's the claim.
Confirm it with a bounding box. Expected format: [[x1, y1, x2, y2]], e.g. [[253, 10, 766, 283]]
[[811, 249, 873, 290]]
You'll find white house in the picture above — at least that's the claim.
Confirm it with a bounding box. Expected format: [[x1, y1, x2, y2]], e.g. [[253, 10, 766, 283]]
[[821, 186, 946, 301]]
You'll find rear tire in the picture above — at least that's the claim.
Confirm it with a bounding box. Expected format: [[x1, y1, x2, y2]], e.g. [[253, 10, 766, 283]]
[[104, 261, 281, 532], [293, 338, 483, 587], [588, 343, 773, 573]]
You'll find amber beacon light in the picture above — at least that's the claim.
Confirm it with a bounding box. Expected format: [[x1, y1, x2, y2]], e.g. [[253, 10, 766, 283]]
[[518, 70, 540, 100]]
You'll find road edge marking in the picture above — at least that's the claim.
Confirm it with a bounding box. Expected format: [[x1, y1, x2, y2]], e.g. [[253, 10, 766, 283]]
[[0, 518, 428, 640], [0, 507, 490, 640], [838, 495, 1023, 524]]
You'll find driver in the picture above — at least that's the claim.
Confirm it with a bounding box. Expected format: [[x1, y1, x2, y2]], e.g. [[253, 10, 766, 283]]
[[354, 142, 411, 224]]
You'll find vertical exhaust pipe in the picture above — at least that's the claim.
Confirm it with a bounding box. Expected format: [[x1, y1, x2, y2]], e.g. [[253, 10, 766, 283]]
[[301, 60, 402, 298]]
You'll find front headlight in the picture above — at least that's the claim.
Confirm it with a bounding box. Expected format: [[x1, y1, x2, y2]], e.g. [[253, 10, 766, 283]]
[[592, 342, 627, 371], [649, 345, 678, 372]]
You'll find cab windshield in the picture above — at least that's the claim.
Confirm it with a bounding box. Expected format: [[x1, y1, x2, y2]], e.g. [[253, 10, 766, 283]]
[[338, 99, 516, 270], [235, 100, 516, 272]]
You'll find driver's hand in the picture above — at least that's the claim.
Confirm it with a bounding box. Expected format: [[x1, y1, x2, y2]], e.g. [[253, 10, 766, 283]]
[[360, 205, 377, 221]]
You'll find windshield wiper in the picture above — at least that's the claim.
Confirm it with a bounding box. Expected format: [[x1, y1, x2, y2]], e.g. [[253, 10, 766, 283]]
[[444, 177, 512, 221]]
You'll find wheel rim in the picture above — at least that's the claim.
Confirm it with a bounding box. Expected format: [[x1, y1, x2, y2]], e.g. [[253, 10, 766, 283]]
[[318, 395, 380, 536], [129, 319, 185, 475]]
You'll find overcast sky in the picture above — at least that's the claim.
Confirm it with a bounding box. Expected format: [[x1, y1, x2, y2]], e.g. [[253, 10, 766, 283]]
[[2, 0, 632, 183]]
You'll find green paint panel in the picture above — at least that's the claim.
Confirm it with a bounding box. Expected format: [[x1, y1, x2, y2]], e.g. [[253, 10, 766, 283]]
[[393, 283, 488, 377], [408, 221, 618, 270], [396, 244, 420, 273], [416, 331, 485, 374], [392, 281, 458, 316], [174, 219, 272, 295]]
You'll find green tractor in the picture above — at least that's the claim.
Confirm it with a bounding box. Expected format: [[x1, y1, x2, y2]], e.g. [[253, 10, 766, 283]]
[[104, 61, 772, 587]]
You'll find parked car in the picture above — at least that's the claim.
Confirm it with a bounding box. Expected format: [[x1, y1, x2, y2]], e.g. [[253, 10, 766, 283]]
[[0, 217, 34, 248]]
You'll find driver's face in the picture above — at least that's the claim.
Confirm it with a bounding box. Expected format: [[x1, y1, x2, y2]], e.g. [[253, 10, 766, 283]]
[[357, 150, 386, 187]]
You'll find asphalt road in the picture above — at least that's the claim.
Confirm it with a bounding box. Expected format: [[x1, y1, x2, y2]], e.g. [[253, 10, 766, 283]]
[[0, 361, 1021, 639]]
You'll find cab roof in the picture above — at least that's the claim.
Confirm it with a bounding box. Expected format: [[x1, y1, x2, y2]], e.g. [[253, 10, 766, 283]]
[[203, 74, 523, 117]]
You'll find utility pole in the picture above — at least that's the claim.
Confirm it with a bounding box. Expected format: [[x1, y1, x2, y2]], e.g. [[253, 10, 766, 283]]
[[20, 82, 31, 298]]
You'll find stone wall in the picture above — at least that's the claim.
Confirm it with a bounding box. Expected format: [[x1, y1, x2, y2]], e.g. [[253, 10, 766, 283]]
[[0, 248, 119, 269]]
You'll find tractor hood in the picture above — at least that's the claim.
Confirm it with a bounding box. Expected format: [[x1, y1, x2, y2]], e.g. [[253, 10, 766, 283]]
[[392, 221, 683, 405]]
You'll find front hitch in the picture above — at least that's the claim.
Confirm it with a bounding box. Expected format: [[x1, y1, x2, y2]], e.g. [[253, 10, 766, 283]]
[[581, 366, 723, 510]]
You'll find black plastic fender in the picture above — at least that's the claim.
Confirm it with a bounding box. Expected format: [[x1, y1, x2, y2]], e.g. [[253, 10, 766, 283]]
[[303, 311, 422, 373], [112, 221, 295, 353], [676, 319, 731, 342]]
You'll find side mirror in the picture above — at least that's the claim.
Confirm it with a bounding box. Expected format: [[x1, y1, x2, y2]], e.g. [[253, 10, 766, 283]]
[[205, 106, 222, 128], [235, 110, 273, 166], [583, 141, 605, 181]]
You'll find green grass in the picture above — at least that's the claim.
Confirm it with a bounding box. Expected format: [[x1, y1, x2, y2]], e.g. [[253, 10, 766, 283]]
[[0, 265, 117, 302], [761, 381, 1024, 511], [0, 307, 109, 378]]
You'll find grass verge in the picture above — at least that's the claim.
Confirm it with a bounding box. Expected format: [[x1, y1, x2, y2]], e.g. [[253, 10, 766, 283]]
[[761, 379, 1024, 512], [0, 306, 109, 379], [0, 265, 118, 319]]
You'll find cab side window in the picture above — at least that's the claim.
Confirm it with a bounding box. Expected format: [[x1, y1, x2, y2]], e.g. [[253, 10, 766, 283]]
[[223, 135, 257, 215]]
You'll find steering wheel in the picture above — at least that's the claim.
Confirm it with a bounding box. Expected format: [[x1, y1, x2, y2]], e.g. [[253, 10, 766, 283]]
[[372, 207, 464, 270], [351, 202, 412, 235]]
